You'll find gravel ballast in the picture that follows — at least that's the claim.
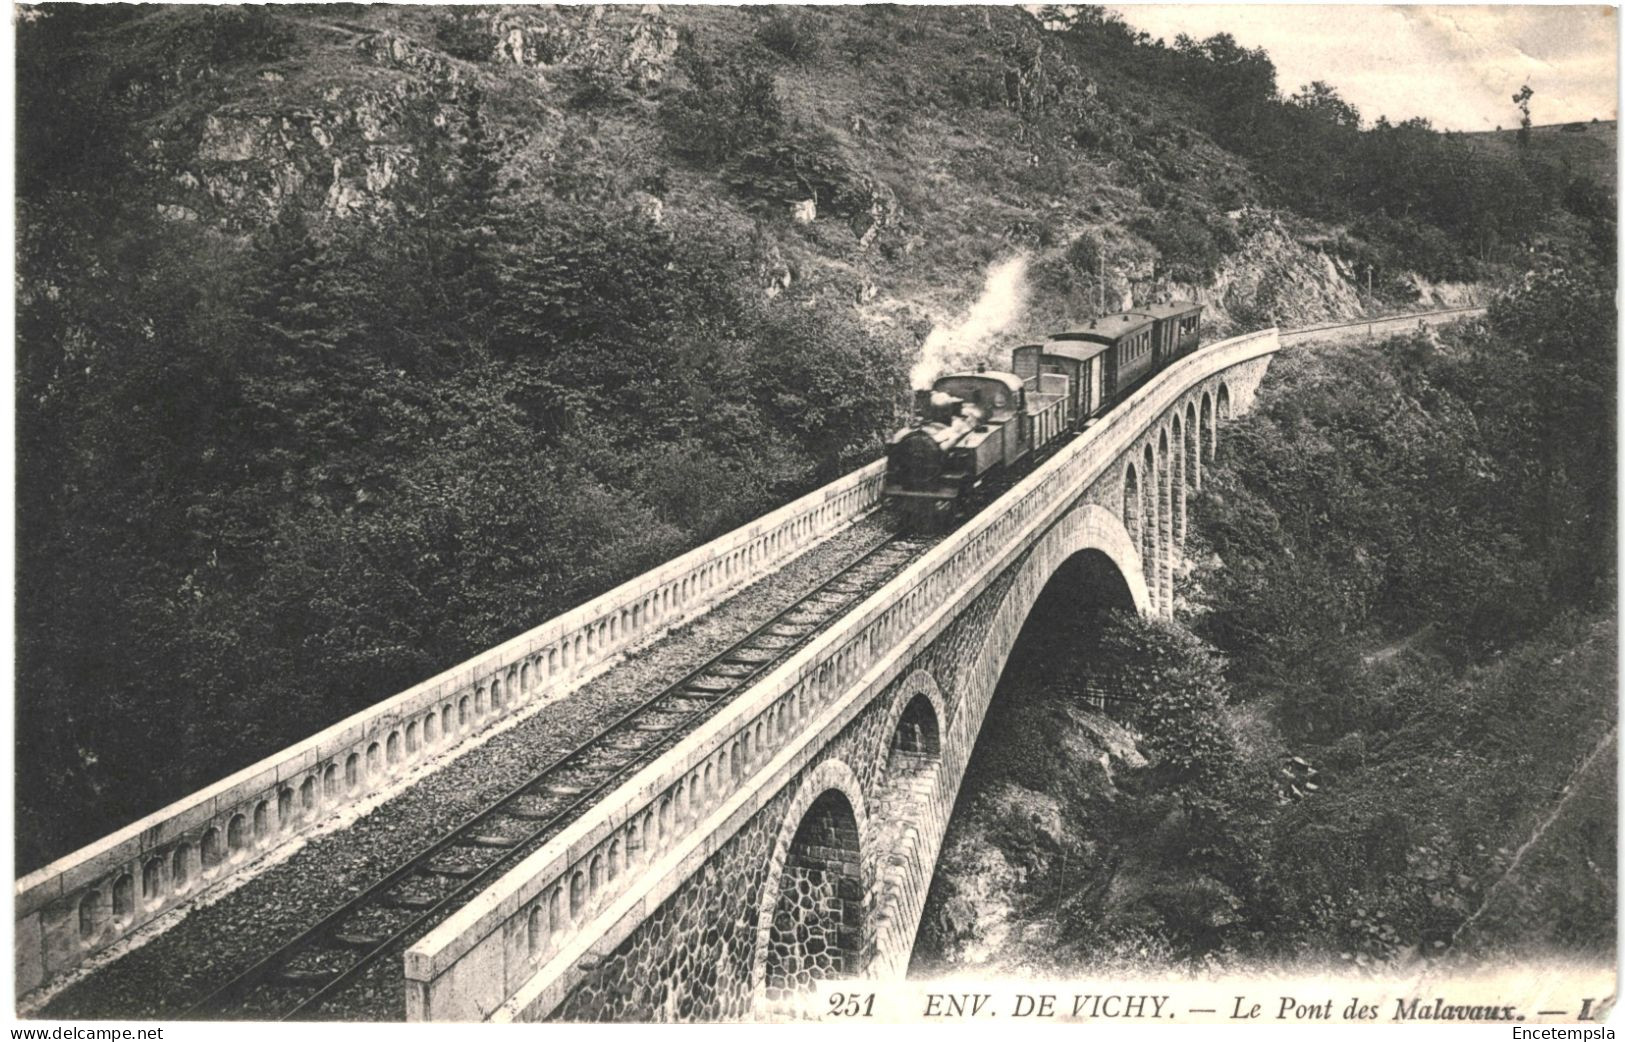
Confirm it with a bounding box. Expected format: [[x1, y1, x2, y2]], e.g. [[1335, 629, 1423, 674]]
[[38, 513, 908, 1021]]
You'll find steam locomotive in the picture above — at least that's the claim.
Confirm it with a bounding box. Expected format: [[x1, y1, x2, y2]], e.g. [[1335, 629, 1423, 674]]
[[884, 302, 1203, 530]]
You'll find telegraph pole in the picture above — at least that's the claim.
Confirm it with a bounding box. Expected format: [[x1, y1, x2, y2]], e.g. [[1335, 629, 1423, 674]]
[[1365, 265, 1374, 341]]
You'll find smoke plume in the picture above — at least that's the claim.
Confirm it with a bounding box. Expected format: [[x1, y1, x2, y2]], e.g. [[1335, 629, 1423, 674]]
[[910, 254, 1031, 389]]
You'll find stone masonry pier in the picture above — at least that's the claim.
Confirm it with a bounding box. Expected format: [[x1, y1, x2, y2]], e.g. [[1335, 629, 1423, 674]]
[[403, 327, 1283, 1021], [19, 307, 1488, 1017]]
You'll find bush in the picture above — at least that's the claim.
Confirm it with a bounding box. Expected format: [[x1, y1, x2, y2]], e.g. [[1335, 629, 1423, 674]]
[[1132, 207, 1234, 284], [1065, 230, 1105, 273], [725, 132, 879, 218], [565, 63, 627, 110], [183, 7, 296, 65], [661, 55, 785, 164], [756, 10, 823, 63], [434, 13, 492, 62]]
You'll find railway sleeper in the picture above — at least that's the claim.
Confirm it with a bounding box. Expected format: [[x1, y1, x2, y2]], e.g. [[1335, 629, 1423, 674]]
[[329, 932, 387, 951], [424, 862, 481, 879], [460, 832, 521, 849], [803, 594, 850, 609]]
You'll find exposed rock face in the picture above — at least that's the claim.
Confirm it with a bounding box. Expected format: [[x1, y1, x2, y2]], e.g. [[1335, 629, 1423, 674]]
[[111, 6, 1469, 365], [630, 191, 665, 225], [479, 5, 680, 88], [145, 6, 684, 231], [1400, 273, 1483, 308], [1146, 211, 1368, 335], [360, 29, 463, 80], [916, 703, 1145, 974]]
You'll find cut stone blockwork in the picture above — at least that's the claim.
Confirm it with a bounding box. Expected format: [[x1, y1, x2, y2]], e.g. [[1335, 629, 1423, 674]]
[[16, 454, 887, 997], [762, 790, 863, 1001], [407, 330, 1286, 1023]]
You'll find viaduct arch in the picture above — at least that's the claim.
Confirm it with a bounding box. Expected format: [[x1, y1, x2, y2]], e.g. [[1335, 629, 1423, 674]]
[[9, 324, 1280, 1018], [416, 335, 1278, 1023], [13, 312, 1489, 1011]]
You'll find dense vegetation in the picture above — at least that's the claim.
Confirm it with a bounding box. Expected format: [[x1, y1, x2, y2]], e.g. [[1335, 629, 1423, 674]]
[[1180, 248, 1616, 960], [922, 252, 1614, 970], [1042, 7, 1616, 285], [15, 8, 915, 870], [15, 4, 1612, 873]]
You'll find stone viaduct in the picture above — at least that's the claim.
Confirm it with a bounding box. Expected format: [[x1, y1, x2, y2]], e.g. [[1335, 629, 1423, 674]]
[[399, 326, 1281, 1021], [14, 308, 1484, 1019]]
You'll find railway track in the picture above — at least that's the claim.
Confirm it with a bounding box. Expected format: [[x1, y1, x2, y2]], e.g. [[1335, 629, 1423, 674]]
[[184, 532, 930, 1021]]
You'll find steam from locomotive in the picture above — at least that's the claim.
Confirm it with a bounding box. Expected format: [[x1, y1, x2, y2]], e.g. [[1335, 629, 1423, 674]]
[[909, 254, 1032, 389]]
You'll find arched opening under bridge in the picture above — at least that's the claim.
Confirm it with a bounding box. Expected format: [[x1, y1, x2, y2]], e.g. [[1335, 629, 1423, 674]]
[[911, 546, 1137, 972], [762, 789, 864, 1001]]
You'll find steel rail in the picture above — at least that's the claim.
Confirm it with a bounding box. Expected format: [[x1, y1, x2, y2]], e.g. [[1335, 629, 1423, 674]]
[[184, 532, 926, 1021]]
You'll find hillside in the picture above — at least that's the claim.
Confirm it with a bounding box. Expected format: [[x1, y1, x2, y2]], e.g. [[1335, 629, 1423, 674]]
[[919, 261, 1616, 973], [1463, 120, 1617, 190], [14, 4, 1613, 871]]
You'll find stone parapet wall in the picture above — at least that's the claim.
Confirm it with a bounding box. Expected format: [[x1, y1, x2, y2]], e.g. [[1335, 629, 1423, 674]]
[[403, 328, 1282, 1021], [1278, 306, 1486, 347], [14, 460, 886, 997]]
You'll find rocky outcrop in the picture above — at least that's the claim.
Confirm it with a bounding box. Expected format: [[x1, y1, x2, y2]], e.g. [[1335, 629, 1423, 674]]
[[1143, 210, 1368, 335], [146, 7, 687, 229], [172, 97, 430, 225], [1399, 273, 1482, 308], [456, 5, 680, 89]]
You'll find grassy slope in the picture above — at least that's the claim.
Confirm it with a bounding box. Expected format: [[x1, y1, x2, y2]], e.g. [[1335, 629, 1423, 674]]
[[1461, 120, 1617, 189]]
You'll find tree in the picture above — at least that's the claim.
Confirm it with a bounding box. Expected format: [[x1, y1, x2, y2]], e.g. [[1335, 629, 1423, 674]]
[[1172, 32, 1278, 141], [750, 300, 908, 481], [1512, 84, 1534, 147], [1289, 81, 1361, 129]]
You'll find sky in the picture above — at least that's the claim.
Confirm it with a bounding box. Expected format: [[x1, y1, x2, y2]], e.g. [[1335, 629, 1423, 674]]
[[1109, 4, 1619, 132]]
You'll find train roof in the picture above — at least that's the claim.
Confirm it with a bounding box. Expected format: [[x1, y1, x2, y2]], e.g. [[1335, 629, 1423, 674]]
[[936, 369, 1025, 395], [1028, 340, 1111, 363], [1129, 301, 1204, 321], [1050, 312, 1154, 341]]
